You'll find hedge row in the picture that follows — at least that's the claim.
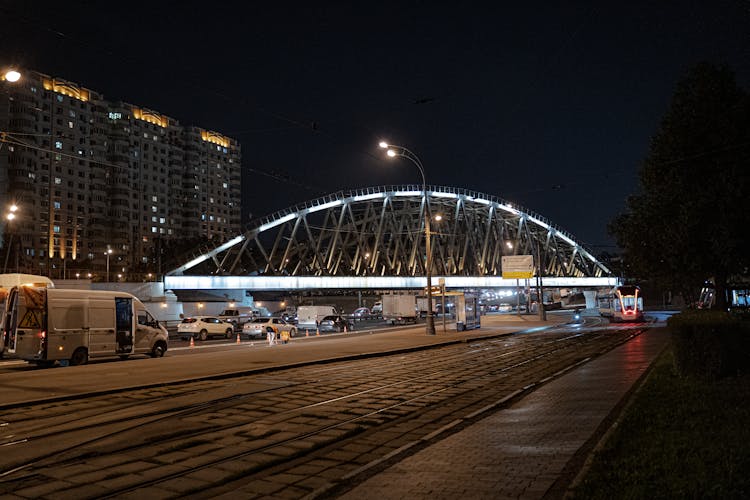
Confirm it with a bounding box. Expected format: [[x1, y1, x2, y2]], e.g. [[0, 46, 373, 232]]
[[668, 310, 750, 379]]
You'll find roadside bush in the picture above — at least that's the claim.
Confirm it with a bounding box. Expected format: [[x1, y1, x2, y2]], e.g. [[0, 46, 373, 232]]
[[668, 310, 750, 379]]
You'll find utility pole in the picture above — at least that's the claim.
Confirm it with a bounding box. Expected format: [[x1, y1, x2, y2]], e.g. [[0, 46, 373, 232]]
[[536, 240, 547, 321]]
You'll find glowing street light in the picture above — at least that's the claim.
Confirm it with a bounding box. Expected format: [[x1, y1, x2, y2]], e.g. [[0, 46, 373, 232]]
[[379, 140, 436, 335], [2, 70, 21, 83]]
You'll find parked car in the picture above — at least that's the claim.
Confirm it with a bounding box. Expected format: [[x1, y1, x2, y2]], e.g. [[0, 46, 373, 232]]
[[371, 301, 383, 314], [178, 316, 234, 341], [352, 307, 370, 317], [318, 315, 353, 333], [498, 303, 513, 313], [242, 317, 297, 339]]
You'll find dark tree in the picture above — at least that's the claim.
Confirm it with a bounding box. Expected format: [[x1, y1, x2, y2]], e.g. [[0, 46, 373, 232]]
[[609, 62, 750, 308]]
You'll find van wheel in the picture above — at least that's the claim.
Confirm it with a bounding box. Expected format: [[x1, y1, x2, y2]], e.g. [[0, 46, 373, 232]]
[[199, 329, 208, 341], [151, 342, 166, 358], [290, 328, 297, 337], [225, 328, 233, 338], [70, 347, 88, 366]]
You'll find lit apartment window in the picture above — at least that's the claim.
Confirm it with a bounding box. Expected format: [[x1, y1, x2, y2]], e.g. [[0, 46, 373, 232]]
[[159, 217, 165, 224], [53, 225, 60, 233], [54, 177, 62, 184], [68, 121, 74, 128], [151, 227, 157, 233], [152, 206, 157, 213], [55, 141, 62, 149], [54, 201, 61, 209], [152, 196, 158, 202]]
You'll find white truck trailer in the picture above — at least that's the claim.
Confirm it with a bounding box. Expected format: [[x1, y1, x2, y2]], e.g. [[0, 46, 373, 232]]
[[296, 305, 337, 331], [382, 294, 418, 325]]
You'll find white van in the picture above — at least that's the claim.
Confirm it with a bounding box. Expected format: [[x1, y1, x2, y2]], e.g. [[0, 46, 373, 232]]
[[4, 286, 168, 366], [218, 306, 258, 329]]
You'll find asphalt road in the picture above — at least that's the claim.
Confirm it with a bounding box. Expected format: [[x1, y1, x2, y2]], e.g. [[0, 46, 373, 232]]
[[0, 311, 654, 498]]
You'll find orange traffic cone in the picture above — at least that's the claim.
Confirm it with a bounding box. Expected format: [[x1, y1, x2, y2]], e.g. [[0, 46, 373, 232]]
[[344, 324, 348, 333], [305, 329, 309, 337], [189, 336, 195, 348], [236, 332, 241, 344], [316, 327, 320, 336]]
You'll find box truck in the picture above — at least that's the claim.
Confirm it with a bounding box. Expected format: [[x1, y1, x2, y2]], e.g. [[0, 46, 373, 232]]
[[3, 286, 168, 366], [296, 305, 337, 330], [382, 295, 418, 325]]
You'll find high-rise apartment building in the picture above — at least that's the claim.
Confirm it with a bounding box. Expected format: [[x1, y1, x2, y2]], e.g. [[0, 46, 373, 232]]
[[0, 69, 241, 279]]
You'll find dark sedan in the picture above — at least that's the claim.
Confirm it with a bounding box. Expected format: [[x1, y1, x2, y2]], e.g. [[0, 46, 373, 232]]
[[318, 315, 353, 333]]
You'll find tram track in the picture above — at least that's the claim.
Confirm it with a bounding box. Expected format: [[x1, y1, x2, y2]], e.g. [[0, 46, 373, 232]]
[[0, 327, 646, 498]]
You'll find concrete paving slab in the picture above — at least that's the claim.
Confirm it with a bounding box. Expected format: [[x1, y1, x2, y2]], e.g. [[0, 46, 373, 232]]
[[340, 328, 669, 499]]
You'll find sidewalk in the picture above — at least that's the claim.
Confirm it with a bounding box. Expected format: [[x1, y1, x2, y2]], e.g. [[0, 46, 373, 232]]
[[340, 328, 670, 499]]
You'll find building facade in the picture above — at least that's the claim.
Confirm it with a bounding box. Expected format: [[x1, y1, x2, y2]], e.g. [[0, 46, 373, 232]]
[[0, 69, 241, 280]]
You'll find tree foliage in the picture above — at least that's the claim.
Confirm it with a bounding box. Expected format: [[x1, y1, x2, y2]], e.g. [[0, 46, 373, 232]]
[[609, 63, 750, 307]]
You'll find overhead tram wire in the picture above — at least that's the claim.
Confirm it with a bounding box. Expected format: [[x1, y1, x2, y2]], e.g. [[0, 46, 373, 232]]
[[0, 5, 455, 193], [0, 4, 340, 137], [0, 133, 135, 173]]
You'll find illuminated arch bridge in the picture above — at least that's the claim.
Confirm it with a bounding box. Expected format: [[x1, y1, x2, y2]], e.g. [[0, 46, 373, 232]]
[[164, 185, 617, 291]]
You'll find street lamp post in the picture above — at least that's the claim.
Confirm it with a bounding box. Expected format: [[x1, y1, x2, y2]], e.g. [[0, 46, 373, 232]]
[[379, 141, 436, 335], [3, 204, 18, 273], [2, 70, 22, 273], [105, 248, 113, 282]]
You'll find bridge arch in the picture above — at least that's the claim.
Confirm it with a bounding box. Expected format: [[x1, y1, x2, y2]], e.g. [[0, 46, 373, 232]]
[[168, 185, 611, 279]]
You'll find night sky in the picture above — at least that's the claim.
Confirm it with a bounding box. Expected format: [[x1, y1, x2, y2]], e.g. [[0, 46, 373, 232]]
[[2, 1, 748, 252]]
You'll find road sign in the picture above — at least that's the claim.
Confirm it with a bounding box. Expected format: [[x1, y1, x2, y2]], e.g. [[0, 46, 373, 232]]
[[19, 310, 42, 329], [501, 255, 534, 279]]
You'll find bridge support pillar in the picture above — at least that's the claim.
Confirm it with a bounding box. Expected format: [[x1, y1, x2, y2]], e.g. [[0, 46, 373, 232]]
[[583, 290, 597, 309]]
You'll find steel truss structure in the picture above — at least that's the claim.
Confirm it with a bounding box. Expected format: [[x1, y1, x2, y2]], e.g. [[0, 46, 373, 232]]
[[168, 185, 611, 279]]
